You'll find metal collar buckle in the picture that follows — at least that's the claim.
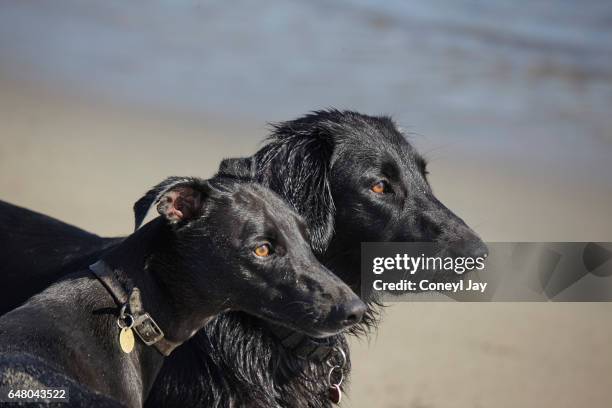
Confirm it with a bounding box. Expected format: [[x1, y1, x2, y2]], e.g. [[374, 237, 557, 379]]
[[132, 313, 165, 346]]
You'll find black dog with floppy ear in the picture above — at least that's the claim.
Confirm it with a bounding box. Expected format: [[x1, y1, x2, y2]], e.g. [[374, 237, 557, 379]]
[[130, 175, 365, 340], [0, 174, 365, 408], [0, 109, 487, 408]]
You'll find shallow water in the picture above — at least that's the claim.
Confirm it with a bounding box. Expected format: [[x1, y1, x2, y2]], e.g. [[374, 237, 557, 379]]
[[0, 0, 611, 186]]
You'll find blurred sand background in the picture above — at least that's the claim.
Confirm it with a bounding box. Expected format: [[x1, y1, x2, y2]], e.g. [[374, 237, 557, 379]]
[[1, 1, 611, 407]]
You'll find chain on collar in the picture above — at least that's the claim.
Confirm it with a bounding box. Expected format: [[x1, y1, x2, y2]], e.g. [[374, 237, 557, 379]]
[[326, 346, 346, 405]]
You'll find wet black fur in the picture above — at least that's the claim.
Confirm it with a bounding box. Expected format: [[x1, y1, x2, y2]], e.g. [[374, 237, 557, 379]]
[[150, 110, 486, 408], [0, 110, 486, 407], [0, 175, 362, 407]]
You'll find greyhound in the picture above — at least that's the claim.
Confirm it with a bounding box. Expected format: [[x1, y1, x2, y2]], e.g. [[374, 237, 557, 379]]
[[0, 176, 365, 407]]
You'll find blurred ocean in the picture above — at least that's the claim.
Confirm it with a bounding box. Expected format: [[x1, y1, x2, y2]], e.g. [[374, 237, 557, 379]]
[[2, 4, 612, 408], [1, 0, 611, 186]]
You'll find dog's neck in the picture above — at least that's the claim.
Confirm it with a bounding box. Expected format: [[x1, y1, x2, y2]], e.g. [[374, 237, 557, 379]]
[[98, 219, 216, 387]]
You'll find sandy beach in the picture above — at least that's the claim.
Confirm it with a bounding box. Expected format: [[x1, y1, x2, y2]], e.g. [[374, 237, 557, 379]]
[[1, 82, 611, 408]]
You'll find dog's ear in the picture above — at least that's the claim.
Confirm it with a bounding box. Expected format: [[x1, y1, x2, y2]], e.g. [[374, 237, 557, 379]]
[[133, 177, 211, 230], [255, 115, 336, 254], [217, 157, 254, 180]]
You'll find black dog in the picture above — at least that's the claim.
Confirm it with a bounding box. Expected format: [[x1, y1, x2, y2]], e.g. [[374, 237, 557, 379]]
[[0, 176, 365, 407], [0, 110, 486, 407]]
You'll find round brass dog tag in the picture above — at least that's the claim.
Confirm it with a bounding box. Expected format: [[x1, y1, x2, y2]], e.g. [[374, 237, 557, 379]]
[[119, 327, 135, 353]]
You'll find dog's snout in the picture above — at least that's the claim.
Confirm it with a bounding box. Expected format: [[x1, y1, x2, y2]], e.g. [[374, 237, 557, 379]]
[[467, 239, 488, 258], [339, 298, 366, 327], [450, 237, 488, 259]]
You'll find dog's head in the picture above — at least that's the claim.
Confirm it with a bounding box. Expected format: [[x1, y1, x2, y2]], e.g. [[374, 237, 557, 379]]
[[133, 176, 366, 338], [219, 110, 487, 293]]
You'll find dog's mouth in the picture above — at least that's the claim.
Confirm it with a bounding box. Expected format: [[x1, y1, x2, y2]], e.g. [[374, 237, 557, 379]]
[[248, 308, 350, 339]]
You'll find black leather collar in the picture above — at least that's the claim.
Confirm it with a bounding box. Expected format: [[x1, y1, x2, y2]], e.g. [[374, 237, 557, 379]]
[[89, 260, 179, 356]]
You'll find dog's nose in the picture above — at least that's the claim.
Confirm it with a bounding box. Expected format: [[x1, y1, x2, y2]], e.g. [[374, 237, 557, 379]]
[[339, 298, 367, 327], [448, 236, 488, 260], [463, 239, 488, 259]]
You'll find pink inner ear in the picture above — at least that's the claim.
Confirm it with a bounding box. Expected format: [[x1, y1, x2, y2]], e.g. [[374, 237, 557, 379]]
[[165, 204, 184, 221], [157, 187, 201, 222]]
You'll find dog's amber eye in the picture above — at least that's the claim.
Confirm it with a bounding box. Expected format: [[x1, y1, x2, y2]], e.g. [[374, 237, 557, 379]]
[[371, 181, 387, 194], [254, 243, 272, 257]]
